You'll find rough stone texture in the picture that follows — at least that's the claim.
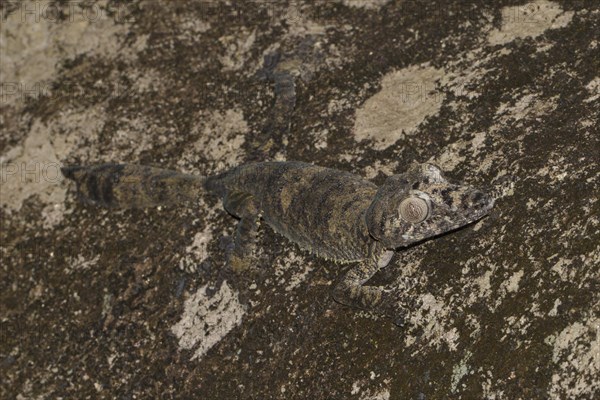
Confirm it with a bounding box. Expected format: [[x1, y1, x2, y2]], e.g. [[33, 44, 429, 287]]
[[1, 1, 598, 399]]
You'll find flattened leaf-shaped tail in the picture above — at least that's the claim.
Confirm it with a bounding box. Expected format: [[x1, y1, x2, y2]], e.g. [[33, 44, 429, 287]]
[[61, 163, 206, 209]]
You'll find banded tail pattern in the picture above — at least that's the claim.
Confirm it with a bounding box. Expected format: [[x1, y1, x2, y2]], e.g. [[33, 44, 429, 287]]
[[61, 164, 206, 209]]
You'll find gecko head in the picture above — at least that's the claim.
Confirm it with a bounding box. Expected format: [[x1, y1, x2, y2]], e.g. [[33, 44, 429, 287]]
[[366, 163, 494, 249]]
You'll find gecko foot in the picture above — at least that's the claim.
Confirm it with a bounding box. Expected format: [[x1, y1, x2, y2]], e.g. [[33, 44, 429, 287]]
[[226, 251, 253, 273], [224, 239, 259, 274]]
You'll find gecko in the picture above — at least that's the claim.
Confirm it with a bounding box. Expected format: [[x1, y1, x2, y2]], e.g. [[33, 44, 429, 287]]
[[61, 161, 494, 319]]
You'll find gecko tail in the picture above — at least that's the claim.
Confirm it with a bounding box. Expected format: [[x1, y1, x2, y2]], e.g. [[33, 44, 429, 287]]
[[61, 163, 207, 209]]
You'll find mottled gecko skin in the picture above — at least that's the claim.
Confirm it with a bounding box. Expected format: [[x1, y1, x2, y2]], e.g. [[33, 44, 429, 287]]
[[251, 35, 324, 160], [61, 161, 494, 319]]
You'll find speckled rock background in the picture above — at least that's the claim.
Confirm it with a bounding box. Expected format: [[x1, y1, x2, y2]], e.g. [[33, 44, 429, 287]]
[[1, 1, 598, 399]]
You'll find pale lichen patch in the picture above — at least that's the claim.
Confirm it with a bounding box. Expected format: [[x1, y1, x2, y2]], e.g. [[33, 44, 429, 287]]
[[431, 140, 467, 172], [583, 76, 600, 103], [273, 251, 314, 292], [360, 387, 391, 400], [494, 93, 559, 127], [178, 199, 222, 273], [178, 227, 213, 272], [0, 0, 150, 227], [283, 2, 329, 37], [548, 298, 562, 316], [451, 350, 472, 393], [548, 318, 600, 399], [406, 293, 460, 350], [177, 17, 211, 42], [182, 108, 249, 172], [487, 1, 574, 46], [0, 0, 135, 96], [1, 102, 109, 226], [473, 267, 494, 302], [285, 262, 314, 292], [171, 281, 246, 360], [0, 120, 65, 223], [219, 28, 257, 72], [551, 258, 575, 281], [129, 67, 164, 93], [363, 160, 399, 180], [68, 254, 100, 272], [341, 0, 391, 10], [502, 269, 524, 293], [110, 116, 156, 159], [438, 48, 500, 101], [354, 64, 445, 150]]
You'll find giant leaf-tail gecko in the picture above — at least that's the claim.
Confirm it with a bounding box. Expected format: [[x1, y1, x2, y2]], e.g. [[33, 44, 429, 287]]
[[61, 161, 494, 318]]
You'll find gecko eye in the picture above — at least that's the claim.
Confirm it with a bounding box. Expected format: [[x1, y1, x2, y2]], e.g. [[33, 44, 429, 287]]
[[399, 196, 430, 223]]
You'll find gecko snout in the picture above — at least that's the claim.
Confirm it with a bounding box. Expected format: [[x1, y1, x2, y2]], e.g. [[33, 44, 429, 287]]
[[466, 189, 494, 211]]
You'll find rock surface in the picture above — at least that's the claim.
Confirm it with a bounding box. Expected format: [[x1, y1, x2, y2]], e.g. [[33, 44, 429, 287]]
[[1, 1, 598, 399]]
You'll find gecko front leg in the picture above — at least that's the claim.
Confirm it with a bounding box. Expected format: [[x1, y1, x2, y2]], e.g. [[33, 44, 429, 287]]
[[223, 191, 260, 272], [332, 244, 394, 309]]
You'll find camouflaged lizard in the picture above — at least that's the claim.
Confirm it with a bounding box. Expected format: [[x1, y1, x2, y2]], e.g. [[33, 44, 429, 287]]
[[61, 161, 494, 317]]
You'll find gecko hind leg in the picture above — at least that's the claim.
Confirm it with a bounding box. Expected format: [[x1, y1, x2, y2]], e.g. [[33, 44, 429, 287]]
[[332, 247, 409, 324], [223, 191, 260, 273]]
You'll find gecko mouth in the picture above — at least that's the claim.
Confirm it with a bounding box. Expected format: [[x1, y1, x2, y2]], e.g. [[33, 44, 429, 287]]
[[397, 211, 493, 249], [456, 208, 492, 229]]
